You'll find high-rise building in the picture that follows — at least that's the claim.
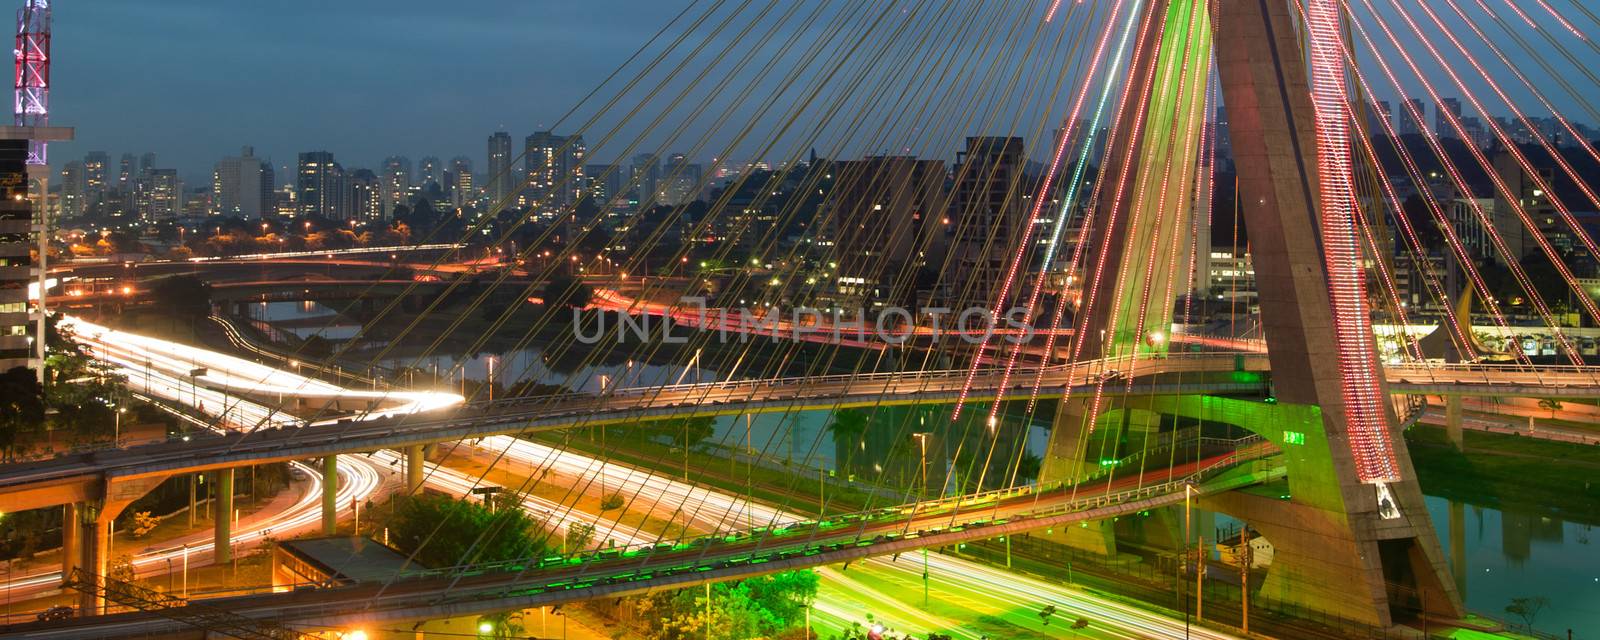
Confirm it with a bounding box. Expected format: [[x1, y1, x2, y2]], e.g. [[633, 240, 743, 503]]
[[212, 146, 274, 219], [347, 168, 382, 221], [139, 152, 157, 175], [297, 151, 346, 220], [83, 151, 107, 217], [380, 156, 412, 218], [419, 156, 442, 189], [948, 136, 1026, 307], [486, 132, 513, 213], [1436, 98, 1462, 139], [524, 132, 585, 217], [630, 153, 661, 206], [1398, 98, 1427, 137], [826, 155, 946, 305], [59, 160, 83, 219], [658, 153, 703, 206], [449, 156, 474, 209], [1, 126, 72, 374], [138, 169, 182, 221], [586, 163, 623, 206], [117, 153, 135, 189]]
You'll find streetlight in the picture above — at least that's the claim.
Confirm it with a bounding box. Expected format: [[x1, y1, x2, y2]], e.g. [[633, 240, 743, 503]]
[[114, 406, 126, 447], [913, 432, 930, 607]]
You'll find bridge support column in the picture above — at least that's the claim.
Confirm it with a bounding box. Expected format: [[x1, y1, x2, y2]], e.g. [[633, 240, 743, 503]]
[[60, 502, 80, 586], [73, 502, 108, 616], [406, 445, 424, 495], [1445, 395, 1463, 449], [213, 469, 233, 564], [321, 455, 338, 535]]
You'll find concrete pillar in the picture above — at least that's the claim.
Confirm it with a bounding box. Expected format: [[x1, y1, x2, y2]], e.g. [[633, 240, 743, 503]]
[[322, 455, 339, 535], [76, 510, 107, 616], [406, 444, 425, 495], [213, 469, 234, 563], [1445, 395, 1464, 449], [60, 502, 80, 585]]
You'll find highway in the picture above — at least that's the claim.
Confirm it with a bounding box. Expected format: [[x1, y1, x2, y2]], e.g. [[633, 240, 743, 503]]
[[0, 321, 1266, 638], [460, 435, 1244, 639], [3, 448, 1271, 639]]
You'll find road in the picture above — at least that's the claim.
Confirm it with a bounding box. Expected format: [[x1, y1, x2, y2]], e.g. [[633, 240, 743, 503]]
[[458, 435, 1244, 639]]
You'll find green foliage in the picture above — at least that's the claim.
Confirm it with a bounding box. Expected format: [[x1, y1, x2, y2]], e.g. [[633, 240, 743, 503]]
[[387, 494, 547, 569], [648, 416, 715, 449], [599, 493, 625, 511], [639, 570, 819, 640], [0, 366, 45, 460], [564, 522, 596, 555], [828, 409, 869, 472], [1537, 398, 1563, 418], [543, 275, 596, 311]]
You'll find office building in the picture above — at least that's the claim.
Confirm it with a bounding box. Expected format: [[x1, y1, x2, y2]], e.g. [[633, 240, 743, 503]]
[[212, 146, 274, 219], [486, 132, 513, 212], [297, 151, 346, 220]]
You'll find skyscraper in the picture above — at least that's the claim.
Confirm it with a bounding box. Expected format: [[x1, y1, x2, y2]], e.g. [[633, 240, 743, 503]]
[[630, 153, 660, 206], [524, 132, 586, 217], [380, 156, 412, 218], [487, 132, 513, 213], [1398, 98, 1426, 137], [59, 160, 83, 219], [212, 146, 274, 219], [1436, 97, 1462, 139], [658, 153, 703, 206], [297, 151, 346, 219], [83, 151, 107, 217], [138, 169, 182, 221], [948, 136, 1026, 307], [419, 156, 442, 189], [117, 153, 135, 189], [449, 156, 474, 209], [348, 168, 382, 221]]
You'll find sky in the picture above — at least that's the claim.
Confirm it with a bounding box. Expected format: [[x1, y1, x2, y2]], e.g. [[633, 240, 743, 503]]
[[37, 0, 1600, 186], [47, 1, 685, 183]]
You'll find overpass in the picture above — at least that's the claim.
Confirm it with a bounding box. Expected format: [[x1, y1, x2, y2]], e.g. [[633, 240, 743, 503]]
[[5, 446, 1280, 640], [6, 343, 1600, 517]]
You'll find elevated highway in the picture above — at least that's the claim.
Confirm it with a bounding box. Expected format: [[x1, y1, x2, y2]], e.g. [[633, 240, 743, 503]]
[[4, 335, 1600, 515], [3, 447, 1279, 639]]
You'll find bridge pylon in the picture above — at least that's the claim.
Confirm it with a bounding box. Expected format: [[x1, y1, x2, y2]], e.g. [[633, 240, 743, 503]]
[[1041, 0, 1461, 629]]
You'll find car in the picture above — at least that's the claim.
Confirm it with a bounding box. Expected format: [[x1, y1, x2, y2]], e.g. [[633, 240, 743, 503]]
[[37, 606, 73, 622]]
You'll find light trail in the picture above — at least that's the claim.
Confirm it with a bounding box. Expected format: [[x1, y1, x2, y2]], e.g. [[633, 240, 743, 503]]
[[464, 437, 1242, 639]]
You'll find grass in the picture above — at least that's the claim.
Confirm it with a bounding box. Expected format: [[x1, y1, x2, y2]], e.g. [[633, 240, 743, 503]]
[[1406, 425, 1600, 525]]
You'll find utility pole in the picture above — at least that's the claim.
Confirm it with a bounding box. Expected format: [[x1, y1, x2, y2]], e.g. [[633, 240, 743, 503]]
[[1240, 528, 1251, 635]]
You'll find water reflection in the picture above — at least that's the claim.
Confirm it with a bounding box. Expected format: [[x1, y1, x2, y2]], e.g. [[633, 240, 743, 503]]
[[1428, 496, 1598, 635]]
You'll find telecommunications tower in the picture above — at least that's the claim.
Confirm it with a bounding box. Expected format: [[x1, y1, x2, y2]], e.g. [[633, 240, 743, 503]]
[[14, 0, 48, 165]]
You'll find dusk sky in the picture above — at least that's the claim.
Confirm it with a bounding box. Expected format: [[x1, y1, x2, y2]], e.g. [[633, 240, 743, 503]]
[[40, 1, 1600, 184], [49, 1, 684, 182]]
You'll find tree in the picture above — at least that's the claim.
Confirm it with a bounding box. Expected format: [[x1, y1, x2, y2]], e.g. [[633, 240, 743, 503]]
[[387, 494, 547, 569], [639, 570, 818, 640], [1505, 596, 1549, 631], [0, 366, 45, 461], [1537, 398, 1563, 419], [828, 409, 869, 476], [543, 275, 595, 311], [1038, 604, 1057, 625], [600, 493, 625, 511], [564, 522, 596, 555]]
